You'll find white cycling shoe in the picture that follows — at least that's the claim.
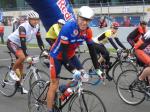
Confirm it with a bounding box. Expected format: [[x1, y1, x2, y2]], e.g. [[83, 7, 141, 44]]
[[22, 88, 28, 94], [9, 70, 20, 81]]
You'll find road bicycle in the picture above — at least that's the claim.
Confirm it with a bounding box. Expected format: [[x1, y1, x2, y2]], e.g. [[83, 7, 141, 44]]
[[82, 49, 137, 84], [116, 68, 150, 105], [0, 51, 49, 97], [28, 76, 107, 112]]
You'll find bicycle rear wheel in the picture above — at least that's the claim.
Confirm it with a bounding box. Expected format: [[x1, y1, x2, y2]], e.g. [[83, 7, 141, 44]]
[[68, 90, 106, 112], [0, 66, 17, 97], [28, 80, 49, 112], [29, 70, 49, 88], [116, 70, 145, 105], [112, 61, 137, 84]]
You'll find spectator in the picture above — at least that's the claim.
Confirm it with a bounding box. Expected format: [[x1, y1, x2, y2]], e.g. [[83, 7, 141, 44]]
[[12, 17, 20, 32], [0, 22, 4, 44], [122, 16, 131, 27], [99, 16, 107, 28]]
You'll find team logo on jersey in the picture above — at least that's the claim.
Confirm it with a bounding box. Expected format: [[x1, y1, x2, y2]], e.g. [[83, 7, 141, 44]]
[[71, 29, 79, 37]]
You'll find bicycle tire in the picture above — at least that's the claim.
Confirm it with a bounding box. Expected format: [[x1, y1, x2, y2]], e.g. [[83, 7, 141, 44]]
[[116, 70, 145, 105], [82, 58, 101, 85], [0, 66, 17, 97], [68, 90, 107, 112], [112, 61, 137, 84], [28, 79, 49, 112], [29, 69, 49, 88]]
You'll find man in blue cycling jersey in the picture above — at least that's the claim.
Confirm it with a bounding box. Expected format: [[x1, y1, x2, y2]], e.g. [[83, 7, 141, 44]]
[[47, 6, 102, 112]]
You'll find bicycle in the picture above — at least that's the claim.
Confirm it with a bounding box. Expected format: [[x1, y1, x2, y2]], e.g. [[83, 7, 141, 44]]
[[28, 76, 107, 112], [116, 68, 150, 105], [0, 51, 49, 97], [82, 49, 137, 84]]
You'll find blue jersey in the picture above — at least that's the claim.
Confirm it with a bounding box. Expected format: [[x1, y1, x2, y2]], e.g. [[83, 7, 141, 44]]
[[50, 21, 93, 60]]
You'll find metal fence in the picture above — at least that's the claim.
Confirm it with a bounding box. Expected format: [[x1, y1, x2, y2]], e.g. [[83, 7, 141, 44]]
[[1, 1, 150, 11]]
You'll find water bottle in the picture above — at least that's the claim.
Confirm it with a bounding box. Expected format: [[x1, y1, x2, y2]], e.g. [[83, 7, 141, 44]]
[[60, 88, 73, 101]]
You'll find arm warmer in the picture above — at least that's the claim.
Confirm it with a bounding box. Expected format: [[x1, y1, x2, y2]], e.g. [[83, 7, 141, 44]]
[[19, 26, 28, 56], [108, 38, 118, 50], [114, 37, 126, 50], [36, 30, 44, 51], [87, 43, 99, 69]]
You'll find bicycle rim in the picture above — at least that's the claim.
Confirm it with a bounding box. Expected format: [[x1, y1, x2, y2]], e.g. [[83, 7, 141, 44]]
[[29, 70, 49, 88], [68, 90, 107, 112], [28, 80, 49, 112], [112, 61, 137, 84], [0, 66, 17, 97], [116, 70, 145, 105]]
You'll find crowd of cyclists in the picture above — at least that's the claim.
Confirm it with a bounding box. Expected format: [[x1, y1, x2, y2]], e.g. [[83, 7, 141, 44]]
[[0, 5, 150, 112]]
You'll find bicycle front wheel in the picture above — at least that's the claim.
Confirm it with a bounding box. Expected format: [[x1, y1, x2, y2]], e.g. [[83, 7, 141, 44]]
[[0, 66, 17, 97], [82, 58, 101, 85], [29, 70, 49, 88], [116, 70, 145, 105], [28, 80, 49, 112], [112, 61, 137, 84], [68, 90, 107, 112]]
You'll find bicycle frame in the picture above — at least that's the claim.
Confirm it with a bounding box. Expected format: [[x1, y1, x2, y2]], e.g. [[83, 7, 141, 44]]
[[35, 78, 85, 111], [5, 51, 40, 88], [20, 64, 38, 86]]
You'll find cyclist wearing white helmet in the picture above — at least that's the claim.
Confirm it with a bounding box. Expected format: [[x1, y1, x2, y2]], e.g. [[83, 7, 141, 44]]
[[45, 19, 66, 46], [47, 6, 102, 112], [7, 11, 44, 85]]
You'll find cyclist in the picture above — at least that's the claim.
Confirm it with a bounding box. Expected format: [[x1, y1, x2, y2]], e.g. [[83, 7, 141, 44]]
[[134, 30, 150, 82], [7, 11, 44, 82], [45, 19, 65, 46], [47, 6, 102, 112], [93, 22, 126, 68], [127, 20, 147, 47]]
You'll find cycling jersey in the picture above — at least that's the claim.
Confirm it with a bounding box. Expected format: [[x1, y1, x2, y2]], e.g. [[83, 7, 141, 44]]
[[134, 31, 150, 65], [93, 29, 117, 44], [0, 25, 4, 33], [127, 25, 147, 47], [8, 21, 40, 47], [46, 23, 62, 39], [7, 21, 44, 56], [50, 21, 93, 60], [93, 29, 126, 50]]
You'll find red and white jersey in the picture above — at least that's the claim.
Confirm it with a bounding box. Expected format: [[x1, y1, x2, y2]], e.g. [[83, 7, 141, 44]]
[[8, 21, 39, 46]]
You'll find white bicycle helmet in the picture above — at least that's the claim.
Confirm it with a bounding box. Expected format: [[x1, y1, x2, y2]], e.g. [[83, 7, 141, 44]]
[[78, 6, 94, 20], [58, 19, 66, 25], [27, 11, 39, 19]]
